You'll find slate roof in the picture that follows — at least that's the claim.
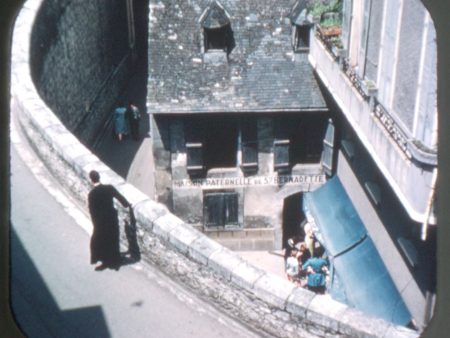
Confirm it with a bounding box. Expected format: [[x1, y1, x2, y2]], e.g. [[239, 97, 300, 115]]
[[148, 0, 328, 114]]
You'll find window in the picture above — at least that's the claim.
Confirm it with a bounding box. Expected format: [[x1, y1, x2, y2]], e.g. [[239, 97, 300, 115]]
[[185, 117, 238, 174], [200, 1, 235, 54], [293, 25, 311, 51], [204, 192, 239, 227], [204, 117, 237, 170], [185, 118, 205, 176], [290, 0, 310, 52], [186, 142, 204, 172]]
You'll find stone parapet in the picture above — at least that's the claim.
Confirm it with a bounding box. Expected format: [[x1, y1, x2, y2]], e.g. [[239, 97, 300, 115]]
[[10, 1, 419, 337]]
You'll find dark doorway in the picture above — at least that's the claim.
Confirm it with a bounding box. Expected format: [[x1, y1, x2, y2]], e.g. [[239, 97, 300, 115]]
[[282, 192, 305, 248], [204, 117, 237, 170]]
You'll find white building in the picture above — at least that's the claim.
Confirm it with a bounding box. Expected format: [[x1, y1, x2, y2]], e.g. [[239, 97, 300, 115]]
[[307, 0, 437, 329]]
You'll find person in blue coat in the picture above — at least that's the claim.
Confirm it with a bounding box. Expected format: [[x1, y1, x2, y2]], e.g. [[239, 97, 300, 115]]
[[113, 105, 129, 141], [302, 257, 329, 294]]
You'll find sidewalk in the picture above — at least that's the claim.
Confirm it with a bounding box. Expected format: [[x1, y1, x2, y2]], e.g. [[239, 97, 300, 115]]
[[238, 250, 286, 279]]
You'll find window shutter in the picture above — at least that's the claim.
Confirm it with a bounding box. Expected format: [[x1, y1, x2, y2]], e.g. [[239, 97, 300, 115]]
[[242, 141, 258, 170], [204, 193, 224, 227], [240, 118, 258, 171], [274, 139, 290, 171], [224, 192, 239, 225], [321, 119, 335, 176]]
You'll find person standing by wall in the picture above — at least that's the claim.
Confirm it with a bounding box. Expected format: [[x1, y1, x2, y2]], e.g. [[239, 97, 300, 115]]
[[302, 256, 329, 294], [285, 248, 300, 284], [113, 104, 129, 141], [126, 100, 141, 141], [88, 170, 131, 271]]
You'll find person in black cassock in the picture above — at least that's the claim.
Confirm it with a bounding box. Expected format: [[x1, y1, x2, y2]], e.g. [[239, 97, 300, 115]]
[[88, 170, 130, 271]]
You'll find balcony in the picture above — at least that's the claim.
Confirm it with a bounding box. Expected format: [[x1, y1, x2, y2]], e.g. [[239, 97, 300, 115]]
[[308, 27, 436, 224]]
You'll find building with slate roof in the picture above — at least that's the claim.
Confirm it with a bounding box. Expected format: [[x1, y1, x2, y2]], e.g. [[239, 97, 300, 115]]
[[145, 0, 437, 329], [147, 0, 333, 250]]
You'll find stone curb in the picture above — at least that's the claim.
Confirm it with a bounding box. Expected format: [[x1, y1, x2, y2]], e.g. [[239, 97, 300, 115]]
[[10, 1, 419, 338], [253, 273, 296, 309]]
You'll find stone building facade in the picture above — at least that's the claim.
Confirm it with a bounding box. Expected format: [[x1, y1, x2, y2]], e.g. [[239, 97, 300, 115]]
[[308, 0, 437, 329], [147, 0, 334, 251]]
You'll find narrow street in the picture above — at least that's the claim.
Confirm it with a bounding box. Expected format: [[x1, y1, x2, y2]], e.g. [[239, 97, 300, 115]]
[[9, 129, 262, 338]]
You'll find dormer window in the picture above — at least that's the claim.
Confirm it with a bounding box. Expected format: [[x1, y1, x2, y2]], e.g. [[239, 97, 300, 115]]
[[200, 1, 235, 55], [290, 0, 311, 52]]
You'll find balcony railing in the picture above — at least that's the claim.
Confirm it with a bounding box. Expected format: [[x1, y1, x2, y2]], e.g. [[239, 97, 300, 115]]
[[313, 29, 437, 166], [315, 27, 340, 62], [315, 28, 371, 102], [341, 58, 371, 102], [373, 99, 411, 158]]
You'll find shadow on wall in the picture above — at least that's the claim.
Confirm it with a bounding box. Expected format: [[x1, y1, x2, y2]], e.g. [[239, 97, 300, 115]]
[[29, 0, 132, 145], [29, 0, 150, 180]]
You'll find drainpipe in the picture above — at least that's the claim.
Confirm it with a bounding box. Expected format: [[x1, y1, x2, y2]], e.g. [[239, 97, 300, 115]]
[[421, 168, 438, 241]]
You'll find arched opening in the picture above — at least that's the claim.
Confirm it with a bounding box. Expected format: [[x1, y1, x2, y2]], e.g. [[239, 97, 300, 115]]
[[282, 192, 306, 249]]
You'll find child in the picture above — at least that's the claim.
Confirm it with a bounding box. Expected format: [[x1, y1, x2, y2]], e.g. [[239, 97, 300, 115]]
[[285, 248, 300, 283]]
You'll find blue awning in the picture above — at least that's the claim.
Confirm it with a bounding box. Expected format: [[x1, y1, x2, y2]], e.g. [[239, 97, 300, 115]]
[[303, 176, 367, 256], [303, 176, 411, 326]]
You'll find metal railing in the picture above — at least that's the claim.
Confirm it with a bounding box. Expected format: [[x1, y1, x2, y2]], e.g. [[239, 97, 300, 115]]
[[341, 58, 371, 102]]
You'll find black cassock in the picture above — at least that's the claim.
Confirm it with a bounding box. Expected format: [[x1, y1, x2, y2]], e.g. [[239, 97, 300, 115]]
[[88, 184, 130, 266]]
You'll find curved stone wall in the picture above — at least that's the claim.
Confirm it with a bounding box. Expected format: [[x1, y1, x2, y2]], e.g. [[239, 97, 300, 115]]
[[29, 0, 131, 146], [10, 1, 418, 337]]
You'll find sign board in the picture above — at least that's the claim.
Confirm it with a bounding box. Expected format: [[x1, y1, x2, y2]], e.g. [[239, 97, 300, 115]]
[[173, 174, 326, 189]]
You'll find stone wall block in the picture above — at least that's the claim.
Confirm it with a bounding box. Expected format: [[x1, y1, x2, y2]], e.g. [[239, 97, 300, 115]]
[[230, 261, 265, 290], [60, 143, 90, 163], [168, 223, 202, 255], [71, 153, 97, 177], [152, 212, 185, 241], [28, 107, 61, 131], [286, 287, 316, 319], [383, 325, 419, 338], [337, 307, 391, 338], [45, 126, 83, 161], [134, 200, 170, 231], [208, 249, 246, 281], [188, 235, 223, 266], [116, 183, 149, 207], [306, 294, 348, 332], [253, 273, 295, 309]]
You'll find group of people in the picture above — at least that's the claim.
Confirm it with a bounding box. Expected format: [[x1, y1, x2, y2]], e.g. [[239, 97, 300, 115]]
[[113, 101, 141, 141], [284, 223, 329, 294]]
